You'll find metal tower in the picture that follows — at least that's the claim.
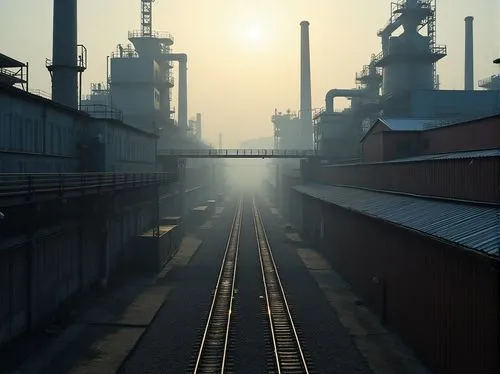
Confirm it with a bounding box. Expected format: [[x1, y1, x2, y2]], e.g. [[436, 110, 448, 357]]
[[373, 0, 446, 96], [141, 0, 154, 37]]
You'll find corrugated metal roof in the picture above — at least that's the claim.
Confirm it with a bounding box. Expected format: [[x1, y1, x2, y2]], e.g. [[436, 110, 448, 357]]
[[389, 148, 500, 163], [380, 118, 449, 131], [294, 183, 500, 258]]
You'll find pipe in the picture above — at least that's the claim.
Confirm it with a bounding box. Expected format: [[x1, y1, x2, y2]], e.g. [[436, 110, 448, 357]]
[[51, 0, 78, 108], [464, 16, 474, 91], [300, 21, 313, 148], [162, 53, 188, 132], [325, 89, 365, 113]]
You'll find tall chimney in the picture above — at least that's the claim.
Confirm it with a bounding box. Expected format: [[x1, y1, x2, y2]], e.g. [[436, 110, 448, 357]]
[[300, 21, 313, 149], [51, 0, 78, 108], [196, 113, 202, 140], [464, 16, 474, 91], [178, 55, 188, 132]]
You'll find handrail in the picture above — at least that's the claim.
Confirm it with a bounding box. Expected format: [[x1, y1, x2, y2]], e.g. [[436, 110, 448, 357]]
[[157, 149, 319, 158], [0, 172, 175, 199]]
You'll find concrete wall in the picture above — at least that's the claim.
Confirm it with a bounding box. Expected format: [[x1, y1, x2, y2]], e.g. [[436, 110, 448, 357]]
[[301, 196, 499, 374]]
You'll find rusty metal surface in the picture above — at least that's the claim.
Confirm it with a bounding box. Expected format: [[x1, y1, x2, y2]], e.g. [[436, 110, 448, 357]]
[[294, 183, 500, 257]]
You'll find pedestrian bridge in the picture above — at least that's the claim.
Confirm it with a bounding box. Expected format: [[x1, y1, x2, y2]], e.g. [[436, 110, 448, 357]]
[[158, 149, 318, 158]]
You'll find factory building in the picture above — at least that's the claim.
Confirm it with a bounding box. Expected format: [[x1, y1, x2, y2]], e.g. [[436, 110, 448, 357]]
[[361, 114, 500, 162], [0, 84, 157, 173], [310, 0, 500, 162], [81, 0, 202, 151], [0, 0, 214, 348], [277, 113, 500, 372], [270, 1, 499, 373]]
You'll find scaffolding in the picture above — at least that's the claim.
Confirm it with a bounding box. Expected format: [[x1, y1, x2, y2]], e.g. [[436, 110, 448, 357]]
[[141, 0, 154, 37], [374, 0, 445, 90], [0, 53, 28, 91]]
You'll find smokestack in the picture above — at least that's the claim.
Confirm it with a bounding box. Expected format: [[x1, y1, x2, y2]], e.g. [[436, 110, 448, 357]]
[[464, 16, 474, 91], [164, 53, 188, 131], [196, 113, 202, 140], [300, 21, 313, 149], [178, 55, 188, 132], [51, 0, 78, 108]]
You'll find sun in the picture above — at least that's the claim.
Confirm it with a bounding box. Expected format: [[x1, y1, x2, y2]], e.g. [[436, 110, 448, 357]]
[[245, 26, 262, 42]]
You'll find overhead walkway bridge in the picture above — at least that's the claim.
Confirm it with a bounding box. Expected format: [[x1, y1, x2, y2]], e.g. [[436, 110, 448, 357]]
[[158, 149, 319, 158]]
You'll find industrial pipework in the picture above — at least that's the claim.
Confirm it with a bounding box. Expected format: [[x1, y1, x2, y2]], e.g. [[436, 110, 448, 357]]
[[325, 89, 365, 113], [300, 21, 313, 148], [464, 16, 474, 90], [163, 53, 188, 131], [50, 0, 79, 108]]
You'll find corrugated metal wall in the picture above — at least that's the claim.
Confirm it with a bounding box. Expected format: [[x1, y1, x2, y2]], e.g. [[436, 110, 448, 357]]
[[318, 157, 499, 203], [0, 88, 157, 173], [314, 199, 499, 374], [0, 193, 162, 346]]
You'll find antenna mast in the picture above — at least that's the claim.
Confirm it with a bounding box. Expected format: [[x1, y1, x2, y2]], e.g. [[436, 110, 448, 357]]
[[141, 0, 154, 37]]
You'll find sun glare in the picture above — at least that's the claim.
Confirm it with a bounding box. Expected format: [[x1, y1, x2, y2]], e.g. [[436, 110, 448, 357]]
[[245, 26, 262, 42]]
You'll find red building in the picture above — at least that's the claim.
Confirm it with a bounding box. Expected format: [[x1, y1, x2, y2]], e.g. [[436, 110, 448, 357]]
[[361, 114, 500, 162], [283, 115, 500, 374]]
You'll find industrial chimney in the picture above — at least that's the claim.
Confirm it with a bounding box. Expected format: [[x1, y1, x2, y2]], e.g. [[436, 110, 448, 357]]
[[178, 55, 188, 132], [300, 21, 313, 149], [196, 113, 202, 140], [464, 16, 474, 91], [50, 0, 78, 108]]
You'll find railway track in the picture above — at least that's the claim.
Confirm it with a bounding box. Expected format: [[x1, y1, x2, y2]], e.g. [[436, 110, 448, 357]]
[[191, 195, 310, 373], [192, 196, 243, 373], [253, 197, 310, 374]]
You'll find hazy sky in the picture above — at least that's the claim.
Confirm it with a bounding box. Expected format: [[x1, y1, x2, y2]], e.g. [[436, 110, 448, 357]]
[[1, 0, 499, 147]]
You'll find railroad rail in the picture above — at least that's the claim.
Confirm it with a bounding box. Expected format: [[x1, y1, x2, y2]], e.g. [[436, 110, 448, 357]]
[[253, 197, 310, 373], [193, 196, 243, 373], [0, 172, 175, 200]]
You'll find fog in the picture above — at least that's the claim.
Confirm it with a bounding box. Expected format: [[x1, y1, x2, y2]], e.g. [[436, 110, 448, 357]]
[[224, 159, 271, 191]]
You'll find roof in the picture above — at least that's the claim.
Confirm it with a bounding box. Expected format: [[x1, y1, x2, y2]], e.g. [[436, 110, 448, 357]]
[[386, 148, 500, 163], [0, 53, 25, 68], [361, 117, 449, 142], [294, 183, 500, 258]]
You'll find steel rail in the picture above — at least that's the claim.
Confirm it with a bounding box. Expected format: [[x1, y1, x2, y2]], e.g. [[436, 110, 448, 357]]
[[193, 195, 243, 373], [253, 197, 309, 374]]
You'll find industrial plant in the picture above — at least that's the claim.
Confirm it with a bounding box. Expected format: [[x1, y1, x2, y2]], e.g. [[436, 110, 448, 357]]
[[273, 0, 500, 162], [0, 1, 498, 374]]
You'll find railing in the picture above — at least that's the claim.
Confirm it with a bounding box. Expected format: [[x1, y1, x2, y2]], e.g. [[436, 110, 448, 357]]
[[371, 44, 447, 66], [478, 74, 500, 88], [158, 149, 319, 158], [29, 89, 52, 100], [80, 104, 123, 121], [0, 172, 175, 199], [128, 30, 174, 42]]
